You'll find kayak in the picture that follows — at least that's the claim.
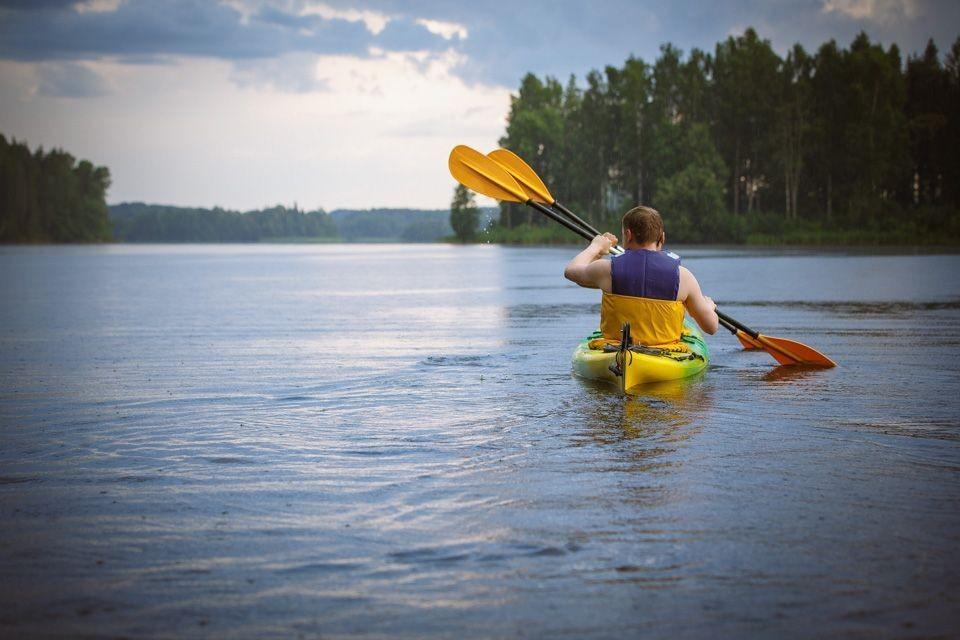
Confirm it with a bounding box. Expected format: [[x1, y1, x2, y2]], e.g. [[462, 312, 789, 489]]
[[571, 319, 709, 393]]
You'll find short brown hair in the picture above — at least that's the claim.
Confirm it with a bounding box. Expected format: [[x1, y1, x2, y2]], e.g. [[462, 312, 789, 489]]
[[622, 206, 664, 245]]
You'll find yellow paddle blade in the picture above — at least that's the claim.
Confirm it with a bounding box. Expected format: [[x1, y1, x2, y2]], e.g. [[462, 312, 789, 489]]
[[756, 333, 837, 367], [448, 145, 526, 203], [487, 148, 554, 204]]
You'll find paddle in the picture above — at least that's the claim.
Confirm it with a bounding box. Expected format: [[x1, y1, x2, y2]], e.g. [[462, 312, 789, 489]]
[[448, 144, 836, 367], [448, 145, 605, 245], [486, 148, 624, 255]]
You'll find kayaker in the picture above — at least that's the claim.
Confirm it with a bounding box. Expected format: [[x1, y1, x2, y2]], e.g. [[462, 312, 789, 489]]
[[564, 206, 719, 347]]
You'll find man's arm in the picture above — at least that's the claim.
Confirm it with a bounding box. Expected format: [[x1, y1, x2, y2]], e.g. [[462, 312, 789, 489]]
[[564, 233, 617, 292], [679, 266, 718, 335]]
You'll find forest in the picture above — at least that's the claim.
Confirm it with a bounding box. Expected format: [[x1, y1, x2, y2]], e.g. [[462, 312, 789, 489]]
[[492, 29, 960, 245], [111, 204, 494, 243], [0, 134, 112, 242], [111, 202, 338, 242]]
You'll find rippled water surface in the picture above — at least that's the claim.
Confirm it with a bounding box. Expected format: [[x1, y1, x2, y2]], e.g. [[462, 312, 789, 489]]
[[1, 244, 959, 638]]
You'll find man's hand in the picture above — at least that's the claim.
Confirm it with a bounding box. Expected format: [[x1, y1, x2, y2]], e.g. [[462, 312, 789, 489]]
[[702, 295, 716, 312], [590, 232, 618, 255], [564, 233, 617, 292]]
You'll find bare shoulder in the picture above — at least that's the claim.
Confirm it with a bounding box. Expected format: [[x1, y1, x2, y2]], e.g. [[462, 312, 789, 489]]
[[678, 265, 699, 301], [587, 257, 613, 292]]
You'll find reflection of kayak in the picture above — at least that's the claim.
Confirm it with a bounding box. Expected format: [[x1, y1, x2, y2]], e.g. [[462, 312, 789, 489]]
[[571, 319, 709, 394]]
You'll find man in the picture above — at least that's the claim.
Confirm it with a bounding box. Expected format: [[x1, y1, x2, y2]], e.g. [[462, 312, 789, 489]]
[[564, 206, 718, 347]]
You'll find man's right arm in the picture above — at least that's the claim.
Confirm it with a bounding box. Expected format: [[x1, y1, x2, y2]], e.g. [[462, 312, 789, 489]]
[[564, 233, 616, 292], [679, 266, 718, 335]]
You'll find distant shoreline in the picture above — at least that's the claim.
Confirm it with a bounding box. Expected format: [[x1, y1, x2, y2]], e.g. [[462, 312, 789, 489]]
[[4, 241, 959, 253]]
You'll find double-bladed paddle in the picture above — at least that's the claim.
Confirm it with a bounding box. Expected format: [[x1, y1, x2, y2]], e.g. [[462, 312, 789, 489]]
[[448, 144, 836, 368]]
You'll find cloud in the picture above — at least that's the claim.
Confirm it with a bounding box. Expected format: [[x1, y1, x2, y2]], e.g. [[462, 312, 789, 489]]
[[230, 51, 331, 92], [74, 0, 124, 13], [0, 0, 447, 63], [821, 0, 919, 23], [36, 60, 110, 97], [5, 0, 955, 95], [0, 0, 76, 10], [415, 18, 467, 41], [299, 1, 390, 35]]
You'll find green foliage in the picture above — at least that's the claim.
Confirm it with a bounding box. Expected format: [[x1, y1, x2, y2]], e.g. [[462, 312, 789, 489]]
[[449, 183, 479, 242], [0, 134, 111, 242], [653, 125, 727, 241], [110, 206, 498, 243], [494, 29, 960, 246], [329, 208, 455, 242], [111, 203, 337, 242]]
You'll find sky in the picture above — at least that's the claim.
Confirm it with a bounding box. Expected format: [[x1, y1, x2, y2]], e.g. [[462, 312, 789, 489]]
[[0, 0, 957, 210]]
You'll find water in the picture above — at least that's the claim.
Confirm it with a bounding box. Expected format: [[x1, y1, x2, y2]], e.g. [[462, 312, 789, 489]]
[[1, 244, 958, 638]]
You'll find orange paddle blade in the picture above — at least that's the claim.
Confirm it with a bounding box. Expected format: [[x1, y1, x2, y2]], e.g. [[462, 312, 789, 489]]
[[756, 333, 836, 367], [487, 148, 554, 204]]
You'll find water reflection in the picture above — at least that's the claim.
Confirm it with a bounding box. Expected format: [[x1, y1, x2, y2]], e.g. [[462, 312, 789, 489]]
[[573, 375, 712, 448], [761, 364, 835, 383]]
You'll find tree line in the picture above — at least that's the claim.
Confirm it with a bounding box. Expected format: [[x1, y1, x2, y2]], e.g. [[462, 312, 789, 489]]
[[112, 204, 494, 243], [111, 202, 338, 242], [494, 29, 960, 244], [0, 134, 112, 242]]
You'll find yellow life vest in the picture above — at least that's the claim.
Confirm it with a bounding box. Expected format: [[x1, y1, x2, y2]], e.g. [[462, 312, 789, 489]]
[[599, 292, 686, 349]]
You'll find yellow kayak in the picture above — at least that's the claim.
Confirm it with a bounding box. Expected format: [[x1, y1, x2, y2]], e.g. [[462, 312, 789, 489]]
[[571, 319, 709, 393]]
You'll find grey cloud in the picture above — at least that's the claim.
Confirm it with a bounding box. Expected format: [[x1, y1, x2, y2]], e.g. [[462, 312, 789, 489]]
[[230, 53, 332, 93], [2, 0, 958, 92], [0, 0, 76, 9], [0, 0, 444, 62], [37, 61, 110, 97]]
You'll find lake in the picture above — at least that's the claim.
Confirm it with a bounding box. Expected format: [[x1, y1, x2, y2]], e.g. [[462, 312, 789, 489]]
[[1, 244, 959, 638]]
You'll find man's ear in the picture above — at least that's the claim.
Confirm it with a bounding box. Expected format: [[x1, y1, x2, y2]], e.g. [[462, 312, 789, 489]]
[[658, 232, 665, 249]]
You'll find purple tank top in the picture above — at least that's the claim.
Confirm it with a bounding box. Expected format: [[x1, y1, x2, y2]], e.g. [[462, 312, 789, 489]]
[[610, 249, 680, 300]]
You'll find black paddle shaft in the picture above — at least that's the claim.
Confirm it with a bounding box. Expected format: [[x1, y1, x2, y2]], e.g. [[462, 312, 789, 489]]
[[716, 310, 759, 338], [717, 315, 738, 334], [526, 200, 623, 255], [552, 201, 625, 254], [528, 200, 594, 243], [554, 201, 598, 237]]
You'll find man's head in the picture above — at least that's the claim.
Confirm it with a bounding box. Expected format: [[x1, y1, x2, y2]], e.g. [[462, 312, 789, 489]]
[[621, 206, 664, 249]]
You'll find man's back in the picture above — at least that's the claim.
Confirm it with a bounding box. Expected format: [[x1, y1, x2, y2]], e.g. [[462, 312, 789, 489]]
[[610, 249, 680, 300]]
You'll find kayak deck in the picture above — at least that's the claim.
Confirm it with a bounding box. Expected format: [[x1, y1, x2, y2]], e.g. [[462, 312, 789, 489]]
[[572, 320, 709, 393]]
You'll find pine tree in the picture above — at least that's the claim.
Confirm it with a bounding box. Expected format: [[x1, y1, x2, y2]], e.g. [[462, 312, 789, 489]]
[[450, 184, 479, 242]]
